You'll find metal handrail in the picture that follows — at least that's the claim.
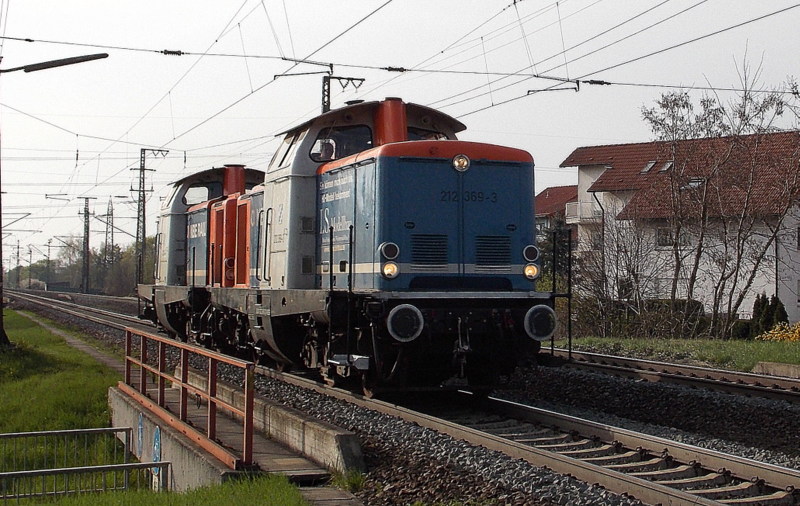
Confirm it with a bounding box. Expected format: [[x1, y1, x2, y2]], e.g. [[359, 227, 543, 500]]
[[0, 461, 171, 500], [122, 328, 254, 468]]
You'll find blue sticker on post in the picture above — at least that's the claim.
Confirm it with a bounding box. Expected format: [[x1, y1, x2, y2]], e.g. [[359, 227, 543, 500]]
[[137, 413, 143, 456], [152, 426, 161, 475]]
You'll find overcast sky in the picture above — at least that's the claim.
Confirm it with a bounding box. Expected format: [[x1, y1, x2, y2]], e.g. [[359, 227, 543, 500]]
[[1, 0, 798, 267]]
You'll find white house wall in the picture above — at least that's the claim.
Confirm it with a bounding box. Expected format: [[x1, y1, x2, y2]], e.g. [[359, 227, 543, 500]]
[[572, 163, 800, 323]]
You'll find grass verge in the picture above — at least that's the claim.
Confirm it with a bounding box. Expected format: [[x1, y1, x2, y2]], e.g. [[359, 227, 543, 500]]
[[54, 474, 308, 506], [551, 336, 800, 372], [0, 311, 119, 432], [0, 309, 309, 505]]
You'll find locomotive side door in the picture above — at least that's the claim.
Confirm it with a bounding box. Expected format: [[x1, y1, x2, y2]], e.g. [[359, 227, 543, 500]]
[[460, 163, 530, 285]]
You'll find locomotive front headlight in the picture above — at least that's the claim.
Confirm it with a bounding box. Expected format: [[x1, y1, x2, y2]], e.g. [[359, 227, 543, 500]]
[[524, 263, 540, 280], [523, 245, 540, 262], [452, 154, 470, 172], [382, 262, 399, 279], [379, 242, 399, 260]]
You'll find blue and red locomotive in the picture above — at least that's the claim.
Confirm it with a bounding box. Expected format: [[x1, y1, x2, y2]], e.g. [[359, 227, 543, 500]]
[[138, 98, 556, 395]]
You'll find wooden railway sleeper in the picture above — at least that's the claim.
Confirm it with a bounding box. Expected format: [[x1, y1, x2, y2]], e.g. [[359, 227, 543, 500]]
[[535, 438, 597, 452], [604, 456, 671, 473], [689, 480, 763, 500], [717, 490, 797, 505], [489, 422, 540, 433], [468, 420, 518, 430], [579, 449, 642, 465], [559, 443, 618, 458], [656, 472, 729, 490], [630, 463, 701, 481], [520, 433, 573, 445], [493, 427, 550, 438]]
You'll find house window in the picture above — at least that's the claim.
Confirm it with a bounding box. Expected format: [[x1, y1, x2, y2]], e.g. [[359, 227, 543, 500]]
[[656, 228, 674, 247], [640, 160, 657, 173], [660, 160, 673, 172], [656, 228, 689, 248], [589, 230, 602, 250], [681, 178, 705, 191], [618, 276, 634, 300]]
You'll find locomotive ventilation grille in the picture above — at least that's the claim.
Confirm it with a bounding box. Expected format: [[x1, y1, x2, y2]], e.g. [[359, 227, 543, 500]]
[[411, 234, 448, 271], [475, 235, 511, 272]]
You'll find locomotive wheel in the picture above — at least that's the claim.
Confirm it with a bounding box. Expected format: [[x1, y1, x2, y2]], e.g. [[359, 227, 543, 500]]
[[320, 365, 339, 387], [361, 371, 380, 399], [301, 340, 319, 369]]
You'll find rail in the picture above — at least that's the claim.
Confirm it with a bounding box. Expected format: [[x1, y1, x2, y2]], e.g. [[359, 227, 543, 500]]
[[120, 328, 254, 469], [549, 348, 800, 403]]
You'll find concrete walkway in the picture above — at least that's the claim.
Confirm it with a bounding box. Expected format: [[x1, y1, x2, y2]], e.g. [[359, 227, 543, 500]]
[[17, 311, 362, 505]]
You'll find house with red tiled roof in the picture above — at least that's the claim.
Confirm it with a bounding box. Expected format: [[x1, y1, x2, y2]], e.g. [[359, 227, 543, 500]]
[[534, 185, 577, 234], [560, 130, 800, 324]]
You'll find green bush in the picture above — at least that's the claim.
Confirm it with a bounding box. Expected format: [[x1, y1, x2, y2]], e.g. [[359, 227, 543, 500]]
[[572, 296, 707, 339], [730, 320, 751, 340]]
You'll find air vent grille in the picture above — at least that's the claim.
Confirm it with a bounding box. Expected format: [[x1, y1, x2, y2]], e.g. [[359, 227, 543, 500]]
[[475, 236, 511, 272], [411, 234, 448, 270]]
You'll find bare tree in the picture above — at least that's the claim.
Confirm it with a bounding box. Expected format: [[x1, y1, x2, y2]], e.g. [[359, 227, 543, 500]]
[[637, 62, 800, 337]]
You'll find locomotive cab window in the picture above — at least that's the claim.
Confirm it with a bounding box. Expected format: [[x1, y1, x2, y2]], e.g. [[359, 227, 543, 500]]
[[269, 129, 307, 171], [183, 183, 220, 206], [310, 125, 372, 162], [408, 127, 448, 141]]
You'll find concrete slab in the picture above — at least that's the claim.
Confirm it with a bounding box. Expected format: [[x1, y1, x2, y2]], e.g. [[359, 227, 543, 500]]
[[299, 486, 364, 505], [178, 367, 366, 474], [752, 361, 800, 379]]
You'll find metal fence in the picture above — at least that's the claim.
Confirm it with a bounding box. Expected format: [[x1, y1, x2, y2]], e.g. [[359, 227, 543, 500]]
[[0, 427, 170, 502], [122, 327, 254, 469]]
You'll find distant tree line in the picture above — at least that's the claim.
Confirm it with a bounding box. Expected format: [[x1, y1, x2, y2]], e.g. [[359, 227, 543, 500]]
[[7, 236, 155, 296]]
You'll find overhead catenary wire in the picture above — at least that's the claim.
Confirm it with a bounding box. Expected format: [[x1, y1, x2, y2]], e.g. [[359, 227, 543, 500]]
[[431, 0, 700, 110], [455, 2, 799, 117]]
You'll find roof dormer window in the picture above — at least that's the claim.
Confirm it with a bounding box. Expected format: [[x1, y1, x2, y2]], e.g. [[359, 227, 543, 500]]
[[681, 177, 705, 190], [660, 160, 673, 172], [640, 160, 656, 173]]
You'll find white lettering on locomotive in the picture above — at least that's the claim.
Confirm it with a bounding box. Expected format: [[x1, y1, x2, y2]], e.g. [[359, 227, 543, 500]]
[[188, 221, 206, 239]]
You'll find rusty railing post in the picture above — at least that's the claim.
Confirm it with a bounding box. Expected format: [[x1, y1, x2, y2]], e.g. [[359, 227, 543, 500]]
[[139, 333, 148, 394], [179, 348, 189, 421], [124, 330, 132, 385], [158, 341, 166, 406], [243, 363, 254, 466], [208, 357, 217, 440]]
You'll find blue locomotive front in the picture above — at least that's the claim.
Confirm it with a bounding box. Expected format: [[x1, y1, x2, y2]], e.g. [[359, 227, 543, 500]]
[[317, 139, 555, 390]]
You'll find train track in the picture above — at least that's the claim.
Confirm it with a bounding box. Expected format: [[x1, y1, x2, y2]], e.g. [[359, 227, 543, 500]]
[[11, 289, 800, 503], [7, 289, 147, 332], [260, 366, 800, 505], [546, 348, 800, 404]]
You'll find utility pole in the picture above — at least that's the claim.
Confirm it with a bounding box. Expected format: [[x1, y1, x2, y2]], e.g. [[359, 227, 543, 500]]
[[321, 75, 364, 113], [15, 240, 19, 289], [104, 198, 114, 265], [46, 239, 52, 287], [79, 197, 96, 293], [133, 149, 167, 288], [27, 246, 31, 288]]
